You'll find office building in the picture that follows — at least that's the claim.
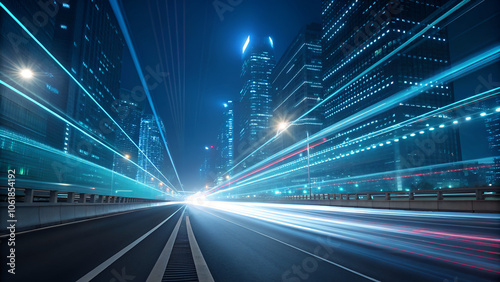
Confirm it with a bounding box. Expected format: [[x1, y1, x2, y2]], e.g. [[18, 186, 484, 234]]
[[0, 1, 68, 150], [217, 101, 234, 177], [137, 114, 164, 187], [320, 0, 461, 190], [272, 23, 323, 148], [58, 0, 125, 169], [236, 35, 276, 169], [112, 90, 142, 179], [200, 145, 218, 188]]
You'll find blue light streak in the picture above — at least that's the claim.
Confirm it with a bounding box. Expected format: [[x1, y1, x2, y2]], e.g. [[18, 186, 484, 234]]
[[0, 80, 173, 196], [110, 0, 184, 192], [226, 0, 473, 176], [0, 3, 177, 192]]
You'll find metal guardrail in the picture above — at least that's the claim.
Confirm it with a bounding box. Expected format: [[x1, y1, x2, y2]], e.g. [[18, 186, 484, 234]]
[[0, 187, 168, 204], [282, 187, 500, 201]]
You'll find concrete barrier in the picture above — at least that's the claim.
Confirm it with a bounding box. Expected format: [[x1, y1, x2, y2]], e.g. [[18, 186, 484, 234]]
[[0, 202, 174, 233]]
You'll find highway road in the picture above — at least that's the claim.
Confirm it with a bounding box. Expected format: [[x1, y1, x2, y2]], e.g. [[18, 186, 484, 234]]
[[188, 201, 500, 282], [1, 201, 499, 281], [0, 203, 185, 282]]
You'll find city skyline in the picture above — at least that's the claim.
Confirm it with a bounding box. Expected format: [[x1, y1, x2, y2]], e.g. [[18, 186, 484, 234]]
[[1, 1, 499, 281], [1, 0, 497, 192]]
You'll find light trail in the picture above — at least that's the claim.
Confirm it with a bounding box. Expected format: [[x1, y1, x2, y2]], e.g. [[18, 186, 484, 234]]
[[0, 84, 172, 197], [0, 3, 179, 193], [209, 45, 500, 197], [206, 101, 499, 197], [192, 201, 500, 276], [204, 138, 326, 196], [226, 0, 473, 175], [110, 0, 184, 192]]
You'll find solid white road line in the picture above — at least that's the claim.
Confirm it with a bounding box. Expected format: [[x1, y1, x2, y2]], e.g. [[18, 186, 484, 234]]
[[146, 209, 185, 282], [200, 207, 380, 282], [186, 216, 215, 282], [76, 206, 184, 282]]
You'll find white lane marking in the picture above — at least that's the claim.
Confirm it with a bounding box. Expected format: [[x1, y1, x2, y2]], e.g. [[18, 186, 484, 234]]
[[186, 216, 215, 282], [200, 207, 380, 282], [76, 206, 184, 282], [0, 202, 182, 238], [146, 209, 185, 282]]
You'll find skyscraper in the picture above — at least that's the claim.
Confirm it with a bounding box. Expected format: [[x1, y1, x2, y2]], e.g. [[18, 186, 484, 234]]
[[321, 0, 461, 189], [0, 0, 69, 151], [112, 89, 142, 179], [272, 23, 323, 148], [59, 0, 125, 169], [137, 114, 164, 187], [217, 101, 234, 178], [236, 35, 276, 169], [200, 145, 217, 188]]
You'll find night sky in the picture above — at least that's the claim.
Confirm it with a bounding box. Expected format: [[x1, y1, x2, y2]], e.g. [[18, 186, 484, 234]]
[[120, 0, 322, 190]]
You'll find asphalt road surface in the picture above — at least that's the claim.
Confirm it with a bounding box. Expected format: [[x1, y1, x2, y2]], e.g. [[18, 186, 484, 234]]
[[188, 201, 500, 282], [1, 201, 499, 282], [0, 203, 184, 282]]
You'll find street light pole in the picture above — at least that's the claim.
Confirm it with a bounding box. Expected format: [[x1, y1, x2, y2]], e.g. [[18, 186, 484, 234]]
[[307, 130, 311, 197]]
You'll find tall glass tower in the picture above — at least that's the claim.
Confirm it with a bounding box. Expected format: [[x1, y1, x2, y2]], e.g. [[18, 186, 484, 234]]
[[218, 101, 234, 176], [113, 89, 142, 179], [236, 36, 275, 169], [136, 115, 164, 187], [59, 0, 125, 169]]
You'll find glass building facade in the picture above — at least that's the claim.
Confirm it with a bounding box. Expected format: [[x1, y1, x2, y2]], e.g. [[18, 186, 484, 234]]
[[60, 0, 125, 169], [236, 36, 276, 169], [112, 89, 142, 180], [136, 114, 164, 187], [320, 0, 461, 190], [217, 101, 234, 177], [272, 23, 323, 148]]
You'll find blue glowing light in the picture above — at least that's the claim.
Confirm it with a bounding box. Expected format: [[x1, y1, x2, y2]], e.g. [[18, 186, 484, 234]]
[[224, 103, 228, 108], [110, 0, 183, 191], [269, 36, 273, 48], [243, 36, 250, 54]]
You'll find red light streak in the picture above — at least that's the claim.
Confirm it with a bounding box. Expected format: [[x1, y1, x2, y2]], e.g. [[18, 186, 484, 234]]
[[205, 139, 326, 196], [414, 230, 500, 243]]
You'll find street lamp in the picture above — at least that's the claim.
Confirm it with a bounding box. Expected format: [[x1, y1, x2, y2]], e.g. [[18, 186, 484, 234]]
[[277, 121, 288, 132], [20, 68, 34, 79]]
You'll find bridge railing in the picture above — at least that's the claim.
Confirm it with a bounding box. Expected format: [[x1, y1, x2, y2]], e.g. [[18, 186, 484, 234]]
[[282, 187, 499, 201]]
